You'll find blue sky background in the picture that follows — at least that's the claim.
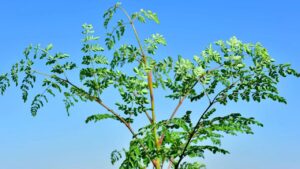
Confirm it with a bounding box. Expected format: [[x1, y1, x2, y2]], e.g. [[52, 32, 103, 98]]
[[0, 1, 300, 169]]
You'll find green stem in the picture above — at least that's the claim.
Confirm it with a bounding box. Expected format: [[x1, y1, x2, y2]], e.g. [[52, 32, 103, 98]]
[[118, 6, 161, 169]]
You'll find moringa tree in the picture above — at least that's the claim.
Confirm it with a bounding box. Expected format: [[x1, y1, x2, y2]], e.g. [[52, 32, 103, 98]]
[[0, 2, 299, 169]]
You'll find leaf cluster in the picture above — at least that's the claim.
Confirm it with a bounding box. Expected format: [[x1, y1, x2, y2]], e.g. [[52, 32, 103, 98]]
[[0, 2, 299, 169]]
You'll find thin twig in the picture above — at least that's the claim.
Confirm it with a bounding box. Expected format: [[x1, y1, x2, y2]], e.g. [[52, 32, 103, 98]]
[[199, 82, 212, 104], [167, 158, 174, 169], [158, 64, 223, 146], [33, 70, 135, 134], [175, 78, 241, 168]]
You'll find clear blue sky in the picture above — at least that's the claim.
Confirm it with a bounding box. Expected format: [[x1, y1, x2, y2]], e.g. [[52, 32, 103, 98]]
[[0, 1, 300, 169]]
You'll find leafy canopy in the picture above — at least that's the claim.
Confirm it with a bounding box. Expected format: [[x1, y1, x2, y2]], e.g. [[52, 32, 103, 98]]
[[0, 2, 299, 169]]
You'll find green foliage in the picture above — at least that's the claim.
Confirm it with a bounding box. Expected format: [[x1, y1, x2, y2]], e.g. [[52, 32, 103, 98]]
[[132, 9, 160, 24], [180, 162, 206, 169], [1, 2, 299, 169], [86, 113, 117, 123], [85, 113, 133, 124], [31, 94, 48, 116], [0, 74, 10, 95], [111, 149, 123, 165], [145, 34, 167, 55]]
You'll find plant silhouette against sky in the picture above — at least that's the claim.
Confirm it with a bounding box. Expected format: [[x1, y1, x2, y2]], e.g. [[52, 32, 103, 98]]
[[0, 2, 299, 169]]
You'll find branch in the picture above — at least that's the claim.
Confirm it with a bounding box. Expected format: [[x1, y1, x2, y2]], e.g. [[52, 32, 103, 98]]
[[33, 67, 158, 168], [169, 96, 186, 120], [118, 6, 161, 168], [94, 98, 135, 135], [158, 64, 223, 146], [118, 5, 156, 124], [169, 64, 223, 121], [175, 101, 214, 168], [175, 78, 240, 168], [33, 70, 135, 134], [118, 6, 147, 58], [167, 158, 174, 169], [200, 82, 212, 104]]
